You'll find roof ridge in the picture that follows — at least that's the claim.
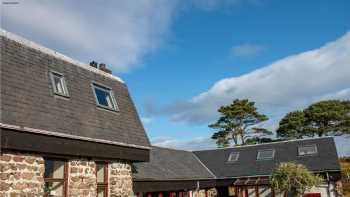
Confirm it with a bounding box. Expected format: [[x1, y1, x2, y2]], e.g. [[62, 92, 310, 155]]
[[152, 145, 192, 152], [193, 136, 334, 152], [0, 29, 124, 84]]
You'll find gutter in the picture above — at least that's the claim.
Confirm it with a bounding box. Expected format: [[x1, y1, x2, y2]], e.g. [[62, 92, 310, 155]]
[[0, 122, 152, 150]]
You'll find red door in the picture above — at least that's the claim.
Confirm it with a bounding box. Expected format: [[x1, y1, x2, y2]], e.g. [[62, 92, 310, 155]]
[[304, 194, 321, 197]]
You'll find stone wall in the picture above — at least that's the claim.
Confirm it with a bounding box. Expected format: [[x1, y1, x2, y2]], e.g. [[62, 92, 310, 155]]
[[68, 160, 97, 197], [109, 160, 134, 197], [191, 188, 217, 197], [1, 151, 135, 197], [0, 152, 45, 196], [207, 188, 218, 197], [192, 189, 206, 197]]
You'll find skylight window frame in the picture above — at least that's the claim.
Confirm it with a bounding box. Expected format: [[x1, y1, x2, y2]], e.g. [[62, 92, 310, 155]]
[[49, 71, 69, 97], [257, 149, 275, 160], [227, 152, 240, 162], [91, 82, 119, 111], [298, 144, 318, 156]]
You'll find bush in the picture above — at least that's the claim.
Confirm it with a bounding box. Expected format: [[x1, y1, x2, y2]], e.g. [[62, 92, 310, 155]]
[[271, 162, 324, 196]]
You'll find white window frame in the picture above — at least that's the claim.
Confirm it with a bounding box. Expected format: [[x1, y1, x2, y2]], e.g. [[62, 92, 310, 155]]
[[227, 152, 240, 162], [92, 82, 118, 111], [298, 144, 318, 156], [49, 71, 69, 97], [257, 149, 275, 160]]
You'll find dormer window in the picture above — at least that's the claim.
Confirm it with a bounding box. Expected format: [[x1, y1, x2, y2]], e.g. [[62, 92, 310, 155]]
[[92, 83, 118, 111], [298, 144, 318, 156], [227, 152, 239, 162], [257, 149, 275, 160], [50, 71, 69, 97]]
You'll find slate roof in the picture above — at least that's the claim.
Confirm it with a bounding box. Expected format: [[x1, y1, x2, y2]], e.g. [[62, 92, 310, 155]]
[[193, 137, 341, 179], [133, 146, 215, 181], [0, 30, 150, 150]]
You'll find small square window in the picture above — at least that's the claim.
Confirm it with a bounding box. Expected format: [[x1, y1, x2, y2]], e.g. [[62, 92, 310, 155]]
[[227, 152, 239, 162], [298, 144, 318, 156], [257, 149, 275, 160], [50, 71, 69, 97], [92, 83, 118, 111]]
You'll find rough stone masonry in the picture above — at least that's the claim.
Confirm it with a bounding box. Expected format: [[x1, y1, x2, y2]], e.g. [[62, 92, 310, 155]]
[[0, 152, 45, 196], [0, 152, 134, 197]]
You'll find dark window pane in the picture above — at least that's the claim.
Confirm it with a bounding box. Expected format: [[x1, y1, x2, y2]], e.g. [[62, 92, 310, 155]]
[[44, 160, 64, 179], [95, 88, 110, 106], [93, 85, 116, 110]]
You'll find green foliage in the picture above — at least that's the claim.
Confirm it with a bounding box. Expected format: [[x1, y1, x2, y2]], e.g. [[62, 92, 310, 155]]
[[271, 162, 324, 196], [304, 100, 350, 136], [277, 100, 350, 139], [209, 99, 270, 147], [340, 157, 350, 179], [277, 111, 307, 139]]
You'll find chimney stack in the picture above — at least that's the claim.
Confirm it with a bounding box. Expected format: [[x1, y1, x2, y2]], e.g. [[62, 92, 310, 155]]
[[89, 61, 98, 68], [99, 63, 112, 74]]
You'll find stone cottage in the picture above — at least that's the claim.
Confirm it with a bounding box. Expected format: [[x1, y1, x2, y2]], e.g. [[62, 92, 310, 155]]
[[0, 29, 151, 197], [134, 138, 342, 197], [0, 30, 343, 197]]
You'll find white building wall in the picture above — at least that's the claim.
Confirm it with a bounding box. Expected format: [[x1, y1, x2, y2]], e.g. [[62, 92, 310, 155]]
[[304, 183, 337, 197]]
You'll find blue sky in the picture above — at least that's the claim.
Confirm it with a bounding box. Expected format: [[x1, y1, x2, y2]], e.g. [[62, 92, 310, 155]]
[[2, 0, 350, 155]]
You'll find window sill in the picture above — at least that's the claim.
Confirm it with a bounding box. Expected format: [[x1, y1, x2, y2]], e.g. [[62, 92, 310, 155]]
[[96, 105, 120, 113], [53, 92, 70, 99]]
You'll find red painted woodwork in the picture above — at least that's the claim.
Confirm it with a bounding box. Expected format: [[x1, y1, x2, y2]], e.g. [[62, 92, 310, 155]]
[[158, 193, 163, 197], [147, 193, 152, 197], [304, 194, 321, 197], [179, 192, 183, 197], [188, 192, 191, 197], [271, 189, 275, 197]]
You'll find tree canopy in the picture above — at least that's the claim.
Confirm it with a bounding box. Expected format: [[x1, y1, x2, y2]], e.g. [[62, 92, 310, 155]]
[[271, 162, 324, 196], [277, 100, 350, 139], [277, 111, 307, 139], [209, 99, 271, 147]]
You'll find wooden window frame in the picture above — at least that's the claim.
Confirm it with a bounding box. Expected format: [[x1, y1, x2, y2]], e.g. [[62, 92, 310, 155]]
[[44, 159, 68, 197], [96, 161, 109, 197]]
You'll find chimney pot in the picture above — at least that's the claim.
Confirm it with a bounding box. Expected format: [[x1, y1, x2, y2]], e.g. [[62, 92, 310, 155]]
[[89, 61, 98, 68], [99, 63, 112, 74]]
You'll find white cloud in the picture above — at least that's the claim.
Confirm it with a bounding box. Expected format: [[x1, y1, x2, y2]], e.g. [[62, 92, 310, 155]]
[[231, 43, 266, 57], [141, 117, 153, 124], [151, 137, 216, 151], [151, 136, 350, 156], [157, 31, 350, 124], [190, 0, 263, 11], [2, 0, 178, 72]]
